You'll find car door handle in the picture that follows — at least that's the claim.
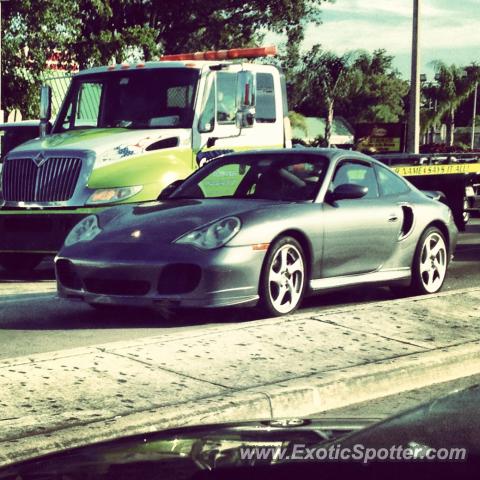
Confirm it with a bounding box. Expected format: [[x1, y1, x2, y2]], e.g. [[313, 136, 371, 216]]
[[388, 214, 399, 222]]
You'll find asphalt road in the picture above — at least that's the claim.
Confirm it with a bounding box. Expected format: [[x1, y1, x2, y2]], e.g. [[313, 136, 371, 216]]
[[0, 219, 479, 360]]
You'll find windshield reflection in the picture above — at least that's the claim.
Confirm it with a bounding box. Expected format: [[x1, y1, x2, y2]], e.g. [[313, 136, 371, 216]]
[[172, 155, 329, 202], [55, 69, 199, 132]]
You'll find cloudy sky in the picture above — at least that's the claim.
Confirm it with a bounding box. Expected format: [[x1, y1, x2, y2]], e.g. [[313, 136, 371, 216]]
[[274, 0, 480, 79]]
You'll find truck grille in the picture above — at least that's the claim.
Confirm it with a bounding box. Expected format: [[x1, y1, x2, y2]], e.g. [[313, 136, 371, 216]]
[[2, 157, 82, 202]]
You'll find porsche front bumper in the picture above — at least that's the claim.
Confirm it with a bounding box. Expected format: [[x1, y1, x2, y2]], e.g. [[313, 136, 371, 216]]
[[55, 243, 265, 309]]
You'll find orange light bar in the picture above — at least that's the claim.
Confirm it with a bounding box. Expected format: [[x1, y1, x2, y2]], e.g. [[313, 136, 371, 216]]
[[160, 45, 277, 62]]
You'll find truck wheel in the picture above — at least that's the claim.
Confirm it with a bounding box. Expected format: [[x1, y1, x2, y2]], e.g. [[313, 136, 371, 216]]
[[462, 197, 470, 226], [258, 236, 306, 317], [0, 253, 44, 273], [453, 196, 469, 232]]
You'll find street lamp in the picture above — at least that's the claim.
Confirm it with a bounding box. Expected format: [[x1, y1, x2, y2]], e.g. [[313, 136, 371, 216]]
[[472, 80, 478, 150]]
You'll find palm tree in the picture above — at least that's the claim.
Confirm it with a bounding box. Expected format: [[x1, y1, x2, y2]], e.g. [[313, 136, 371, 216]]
[[297, 46, 354, 147], [424, 62, 480, 146]]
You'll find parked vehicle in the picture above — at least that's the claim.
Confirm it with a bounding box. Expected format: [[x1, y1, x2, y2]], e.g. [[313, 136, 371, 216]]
[[0, 120, 41, 183], [0, 46, 291, 273], [374, 152, 480, 231], [55, 149, 457, 316]]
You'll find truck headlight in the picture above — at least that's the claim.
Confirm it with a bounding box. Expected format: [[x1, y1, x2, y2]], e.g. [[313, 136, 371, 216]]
[[86, 185, 143, 205], [64, 215, 101, 246], [175, 217, 241, 249]]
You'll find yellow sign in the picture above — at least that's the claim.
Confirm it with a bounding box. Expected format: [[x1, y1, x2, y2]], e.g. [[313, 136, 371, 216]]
[[393, 163, 480, 176], [358, 137, 401, 152]]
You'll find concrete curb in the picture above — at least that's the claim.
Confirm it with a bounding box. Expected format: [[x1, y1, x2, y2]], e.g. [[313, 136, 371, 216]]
[[1, 340, 480, 467]]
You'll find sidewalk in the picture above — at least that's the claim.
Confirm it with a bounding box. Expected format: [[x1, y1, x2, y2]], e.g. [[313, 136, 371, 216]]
[[1, 287, 480, 466]]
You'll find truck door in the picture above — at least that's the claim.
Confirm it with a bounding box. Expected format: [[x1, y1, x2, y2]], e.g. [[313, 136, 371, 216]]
[[195, 69, 282, 167]]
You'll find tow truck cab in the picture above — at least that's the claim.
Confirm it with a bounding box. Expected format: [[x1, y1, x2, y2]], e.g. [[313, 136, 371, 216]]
[[0, 46, 291, 272]]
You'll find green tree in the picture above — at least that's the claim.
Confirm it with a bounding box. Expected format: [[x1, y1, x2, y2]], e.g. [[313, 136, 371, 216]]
[[336, 49, 408, 125], [2, 0, 330, 117], [290, 48, 408, 145], [296, 45, 354, 146], [424, 61, 480, 146], [1, 1, 81, 118]]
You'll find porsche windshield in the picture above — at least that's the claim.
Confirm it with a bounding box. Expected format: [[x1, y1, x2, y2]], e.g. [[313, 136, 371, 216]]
[[172, 154, 329, 201], [54, 68, 199, 132]]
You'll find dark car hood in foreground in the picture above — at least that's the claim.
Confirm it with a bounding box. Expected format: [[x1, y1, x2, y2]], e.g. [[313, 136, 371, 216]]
[[338, 383, 480, 452], [2, 385, 480, 478], [95, 198, 279, 244]]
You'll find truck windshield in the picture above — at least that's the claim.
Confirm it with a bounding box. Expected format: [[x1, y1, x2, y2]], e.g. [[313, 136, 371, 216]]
[[54, 68, 199, 132]]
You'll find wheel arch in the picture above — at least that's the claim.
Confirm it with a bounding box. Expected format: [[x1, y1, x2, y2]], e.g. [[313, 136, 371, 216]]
[[424, 220, 450, 254], [267, 229, 314, 283]]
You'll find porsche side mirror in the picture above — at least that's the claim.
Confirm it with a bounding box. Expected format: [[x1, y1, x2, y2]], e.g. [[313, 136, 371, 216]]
[[332, 183, 368, 201], [158, 179, 184, 200]]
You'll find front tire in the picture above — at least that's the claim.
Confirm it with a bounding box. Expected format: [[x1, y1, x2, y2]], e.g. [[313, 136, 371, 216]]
[[258, 236, 306, 316]]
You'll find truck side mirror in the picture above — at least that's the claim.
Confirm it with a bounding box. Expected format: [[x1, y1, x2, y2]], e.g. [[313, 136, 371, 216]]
[[39, 85, 52, 138], [40, 85, 52, 122], [236, 71, 256, 129]]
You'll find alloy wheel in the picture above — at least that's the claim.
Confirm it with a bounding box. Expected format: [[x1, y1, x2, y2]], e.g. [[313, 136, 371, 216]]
[[419, 231, 447, 293], [268, 243, 305, 314]]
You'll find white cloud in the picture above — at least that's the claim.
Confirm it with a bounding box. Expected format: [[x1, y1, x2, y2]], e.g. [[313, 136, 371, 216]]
[[322, 0, 448, 19], [263, 1, 480, 76], [303, 15, 480, 55]]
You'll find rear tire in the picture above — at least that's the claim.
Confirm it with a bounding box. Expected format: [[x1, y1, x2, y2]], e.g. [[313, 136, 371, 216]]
[[391, 226, 448, 297], [0, 253, 44, 273], [258, 236, 306, 317]]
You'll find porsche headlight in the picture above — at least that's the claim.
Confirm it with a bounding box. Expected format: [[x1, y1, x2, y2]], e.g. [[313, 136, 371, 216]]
[[64, 215, 101, 247], [86, 185, 143, 205], [175, 217, 241, 249]]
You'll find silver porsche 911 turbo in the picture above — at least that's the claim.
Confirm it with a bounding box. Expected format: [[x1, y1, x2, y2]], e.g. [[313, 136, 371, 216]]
[[55, 149, 458, 316]]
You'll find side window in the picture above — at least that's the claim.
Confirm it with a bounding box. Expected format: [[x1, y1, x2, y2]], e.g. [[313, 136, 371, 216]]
[[217, 72, 237, 124], [198, 79, 215, 133], [256, 73, 276, 123], [376, 165, 410, 196], [332, 161, 379, 199], [75, 82, 101, 128], [199, 163, 251, 197], [167, 85, 193, 108]]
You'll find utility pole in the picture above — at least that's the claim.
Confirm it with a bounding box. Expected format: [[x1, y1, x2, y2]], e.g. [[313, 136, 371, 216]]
[[0, 0, 4, 123], [407, 0, 421, 153], [471, 80, 478, 150]]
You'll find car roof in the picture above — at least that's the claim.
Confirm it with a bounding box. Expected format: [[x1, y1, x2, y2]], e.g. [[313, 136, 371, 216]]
[[220, 148, 378, 164]]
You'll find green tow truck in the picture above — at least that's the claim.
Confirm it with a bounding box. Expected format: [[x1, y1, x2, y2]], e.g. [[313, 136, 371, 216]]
[[0, 46, 291, 273]]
